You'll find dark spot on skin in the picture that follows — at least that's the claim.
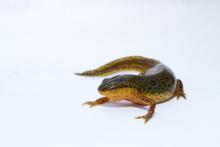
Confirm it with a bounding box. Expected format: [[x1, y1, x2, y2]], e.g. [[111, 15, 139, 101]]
[[150, 80, 156, 86]]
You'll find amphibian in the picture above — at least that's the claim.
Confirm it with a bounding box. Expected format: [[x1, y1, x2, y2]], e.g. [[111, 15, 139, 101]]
[[76, 56, 185, 123]]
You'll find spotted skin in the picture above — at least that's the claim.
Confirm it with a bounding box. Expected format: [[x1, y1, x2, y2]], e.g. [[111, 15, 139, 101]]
[[75, 56, 159, 77], [76, 56, 186, 124]]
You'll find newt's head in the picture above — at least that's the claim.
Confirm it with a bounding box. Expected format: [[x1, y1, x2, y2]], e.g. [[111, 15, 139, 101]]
[[98, 75, 137, 99]]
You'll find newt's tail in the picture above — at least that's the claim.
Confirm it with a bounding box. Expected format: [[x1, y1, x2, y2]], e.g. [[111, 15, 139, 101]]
[[75, 56, 160, 77]]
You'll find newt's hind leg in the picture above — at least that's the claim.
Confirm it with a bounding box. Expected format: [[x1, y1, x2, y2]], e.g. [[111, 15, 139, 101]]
[[174, 79, 186, 100], [82, 97, 109, 108]]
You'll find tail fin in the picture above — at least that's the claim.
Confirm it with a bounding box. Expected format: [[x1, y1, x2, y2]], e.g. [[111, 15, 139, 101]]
[[75, 56, 160, 77]]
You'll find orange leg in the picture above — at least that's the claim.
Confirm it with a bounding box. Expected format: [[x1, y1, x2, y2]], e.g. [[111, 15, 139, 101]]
[[174, 79, 186, 100], [132, 97, 156, 124], [82, 97, 109, 108], [82, 95, 156, 124], [136, 103, 156, 124]]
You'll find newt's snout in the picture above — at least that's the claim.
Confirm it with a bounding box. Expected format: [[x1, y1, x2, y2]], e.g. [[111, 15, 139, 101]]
[[98, 78, 117, 92]]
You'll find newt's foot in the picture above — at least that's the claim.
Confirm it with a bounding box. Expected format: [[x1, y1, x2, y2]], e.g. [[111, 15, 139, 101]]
[[82, 101, 98, 108], [135, 103, 155, 124], [174, 79, 186, 100], [176, 95, 186, 100], [82, 97, 109, 108], [135, 115, 151, 124]]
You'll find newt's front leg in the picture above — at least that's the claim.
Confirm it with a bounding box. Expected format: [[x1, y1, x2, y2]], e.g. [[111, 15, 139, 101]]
[[82, 97, 109, 108], [136, 103, 156, 123], [133, 97, 156, 124]]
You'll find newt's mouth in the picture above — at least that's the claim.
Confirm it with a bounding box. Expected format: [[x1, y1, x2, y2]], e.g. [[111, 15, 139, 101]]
[[98, 83, 108, 91], [98, 90, 117, 98], [99, 90, 109, 95]]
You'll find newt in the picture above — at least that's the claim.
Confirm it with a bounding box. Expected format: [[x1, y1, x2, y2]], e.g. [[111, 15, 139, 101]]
[[76, 56, 186, 123]]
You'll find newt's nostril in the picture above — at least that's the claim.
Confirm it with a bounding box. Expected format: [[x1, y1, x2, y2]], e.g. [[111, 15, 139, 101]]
[[103, 78, 109, 83]]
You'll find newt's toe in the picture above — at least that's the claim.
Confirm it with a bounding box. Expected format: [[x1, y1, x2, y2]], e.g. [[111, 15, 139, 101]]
[[135, 115, 151, 124], [176, 92, 186, 100], [82, 101, 97, 108]]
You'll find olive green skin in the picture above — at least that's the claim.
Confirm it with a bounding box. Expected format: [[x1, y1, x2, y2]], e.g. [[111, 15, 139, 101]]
[[77, 56, 185, 123], [98, 64, 177, 103]]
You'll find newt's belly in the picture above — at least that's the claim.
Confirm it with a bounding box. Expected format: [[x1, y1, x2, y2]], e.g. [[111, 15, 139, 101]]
[[99, 87, 174, 104], [143, 92, 174, 103]]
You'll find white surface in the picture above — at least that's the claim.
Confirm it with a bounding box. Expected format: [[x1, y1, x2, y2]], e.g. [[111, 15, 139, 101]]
[[0, 1, 220, 147]]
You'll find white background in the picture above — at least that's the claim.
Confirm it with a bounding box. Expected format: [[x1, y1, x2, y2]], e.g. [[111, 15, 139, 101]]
[[0, 0, 220, 147]]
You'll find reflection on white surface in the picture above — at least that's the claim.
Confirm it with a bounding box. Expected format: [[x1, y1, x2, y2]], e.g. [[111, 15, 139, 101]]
[[0, 0, 220, 147]]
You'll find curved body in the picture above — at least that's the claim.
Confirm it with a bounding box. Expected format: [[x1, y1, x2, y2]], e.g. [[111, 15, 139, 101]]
[[77, 56, 185, 124], [98, 64, 177, 103]]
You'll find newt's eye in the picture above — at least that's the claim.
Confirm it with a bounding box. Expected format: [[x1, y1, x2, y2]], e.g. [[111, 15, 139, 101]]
[[110, 86, 117, 91]]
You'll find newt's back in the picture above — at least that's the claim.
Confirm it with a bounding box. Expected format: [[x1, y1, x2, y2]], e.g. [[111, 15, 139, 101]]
[[140, 64, 176, 102]]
